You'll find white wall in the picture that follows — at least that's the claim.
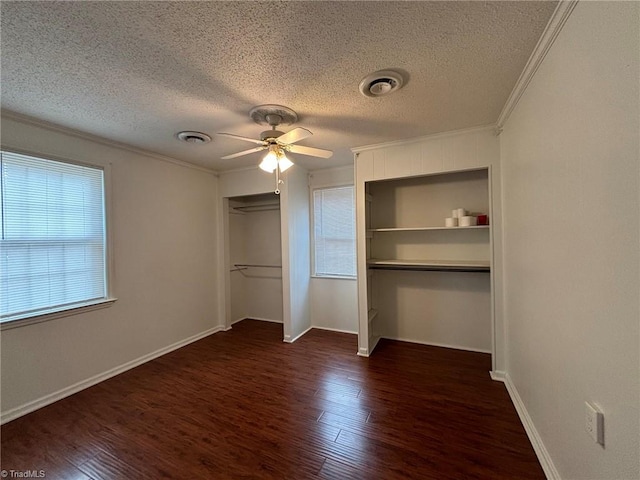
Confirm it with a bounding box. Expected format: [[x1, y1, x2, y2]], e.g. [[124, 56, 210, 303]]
[[229, 210, 247, 322], [374, 270, 491, 352], [0, 115, 220, 421], [218, 167, 275, 198], [309, 166, 358, 334], [281, 165, 311, 341], [500, 2, 639, 479]]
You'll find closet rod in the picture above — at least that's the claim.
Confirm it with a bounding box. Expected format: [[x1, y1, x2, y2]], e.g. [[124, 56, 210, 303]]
[[229, 205, 280, 212], [233, 263, 282, 268]]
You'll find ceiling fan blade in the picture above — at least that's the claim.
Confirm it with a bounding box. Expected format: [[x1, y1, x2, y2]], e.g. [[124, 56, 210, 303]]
[[221, 146, 266, 160], [288, 144, 333, 158], [276, 127, 312, 145], [218, 133, 266, 145]]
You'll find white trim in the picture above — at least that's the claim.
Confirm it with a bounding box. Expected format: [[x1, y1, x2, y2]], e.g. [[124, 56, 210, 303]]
[[496, 0, 578, 128], [0, 325, 225, 424], [1, 145, 109, 171], [488, 164, 497, 373], [503, 373, 560, 480], [1, 298, 117, 331], [243, 317, 283, 324], [311, 274, 357, 281], [1, 109, 218, 175], [218, 164, 262, 175], [307, 181, 354, 190], [311, 326, 357, 335], [357, 347, 370, 357], [351, 125, 496, 153], [381, 336, 492, 354], [489, 370, 506, 382], [283, 325, 312, 343]]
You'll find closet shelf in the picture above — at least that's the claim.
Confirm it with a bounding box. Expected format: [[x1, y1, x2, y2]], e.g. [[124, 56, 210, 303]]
[[367, 259, 490, 272], [368, 225, 489, 232]]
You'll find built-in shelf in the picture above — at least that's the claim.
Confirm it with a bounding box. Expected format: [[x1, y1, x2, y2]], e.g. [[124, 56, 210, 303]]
[[367, 308, 378, 323], [367, 259, 490, 272], [368, 225, 490, 233]]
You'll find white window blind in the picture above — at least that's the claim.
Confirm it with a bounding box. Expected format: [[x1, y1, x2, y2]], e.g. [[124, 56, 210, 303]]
[[0, 151, 107, 322], [313, 186, 356, 277]]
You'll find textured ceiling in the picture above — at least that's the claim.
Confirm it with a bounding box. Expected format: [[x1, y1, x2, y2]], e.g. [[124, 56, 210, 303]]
[[1, 1, 557, 171]]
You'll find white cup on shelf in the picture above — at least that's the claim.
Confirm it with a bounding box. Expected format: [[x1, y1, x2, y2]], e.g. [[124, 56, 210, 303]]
[[459, 215, 477, 227], [445, 217, 458, 227], [455, 208, 467, 218]]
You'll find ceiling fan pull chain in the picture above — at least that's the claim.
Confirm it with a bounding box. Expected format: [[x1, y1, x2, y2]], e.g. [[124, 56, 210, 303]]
[[274, 166, 281, 195]]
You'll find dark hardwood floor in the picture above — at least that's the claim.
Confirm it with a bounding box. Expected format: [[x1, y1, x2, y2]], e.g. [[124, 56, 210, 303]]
[[1, 320, 544, 479]]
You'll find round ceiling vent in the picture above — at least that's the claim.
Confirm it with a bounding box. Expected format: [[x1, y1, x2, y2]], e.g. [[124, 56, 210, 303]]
[[176, 131, 212, 144], [359, 70, 404, 98]]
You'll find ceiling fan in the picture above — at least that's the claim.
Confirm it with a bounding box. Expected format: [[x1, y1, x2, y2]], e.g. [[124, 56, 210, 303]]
[[218, 105, 333, 193]]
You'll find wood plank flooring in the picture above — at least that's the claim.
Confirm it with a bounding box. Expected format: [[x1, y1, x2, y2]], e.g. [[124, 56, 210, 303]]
[[1, 320, 545, 479]]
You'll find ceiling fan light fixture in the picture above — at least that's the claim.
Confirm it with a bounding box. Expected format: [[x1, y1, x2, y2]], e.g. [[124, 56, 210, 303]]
[[277, 152, 294, 172], [259, 148, 278, 173], [219, 104, 332, 193], [359, 70, 404, 98]]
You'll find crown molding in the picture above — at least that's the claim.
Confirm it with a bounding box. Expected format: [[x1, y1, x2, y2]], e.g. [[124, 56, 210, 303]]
[[351, 124, 496, 153], [496, 0, 579, 128], [1, 109, 218, 175], [218, 164, 263, 175]]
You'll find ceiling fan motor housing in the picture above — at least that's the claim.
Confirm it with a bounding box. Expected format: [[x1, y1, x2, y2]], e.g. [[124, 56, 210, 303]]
[[260, 129, 285, 141]]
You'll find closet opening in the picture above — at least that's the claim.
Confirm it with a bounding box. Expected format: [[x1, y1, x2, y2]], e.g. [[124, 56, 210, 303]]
[[226, 193, 283, 335], [362, 168, 493, 358]]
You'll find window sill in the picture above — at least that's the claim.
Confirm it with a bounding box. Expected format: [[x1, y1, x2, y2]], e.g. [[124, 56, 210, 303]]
[[0, 298, 118, 331], [311, 275, 357, 281]]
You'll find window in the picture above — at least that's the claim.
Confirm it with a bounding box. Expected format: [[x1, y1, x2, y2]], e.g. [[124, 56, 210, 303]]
[[0, 151, 108, 323], [312, 186, 356, 278]]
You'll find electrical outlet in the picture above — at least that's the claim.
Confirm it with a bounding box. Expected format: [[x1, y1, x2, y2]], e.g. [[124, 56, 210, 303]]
[[585, 402, 604, 445]]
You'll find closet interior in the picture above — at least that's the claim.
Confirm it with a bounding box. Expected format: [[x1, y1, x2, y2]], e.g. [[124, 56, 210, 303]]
[[228, 193, 283, 325], [364, 168, 492, 354]]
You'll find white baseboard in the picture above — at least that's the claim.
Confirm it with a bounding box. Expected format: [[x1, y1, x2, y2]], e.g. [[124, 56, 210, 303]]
[[311, 326, 357, 335], [381, 335, 492, 354], [232, 317, 283, 325], [490, 370, 506, 381], [1, 325, 225, 425], [283, 326, 312, 343], [503, 373, 560, 480], [247, 317, 283, 324], [357, 347, 369, 357], [358, 336, 382, 357]]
